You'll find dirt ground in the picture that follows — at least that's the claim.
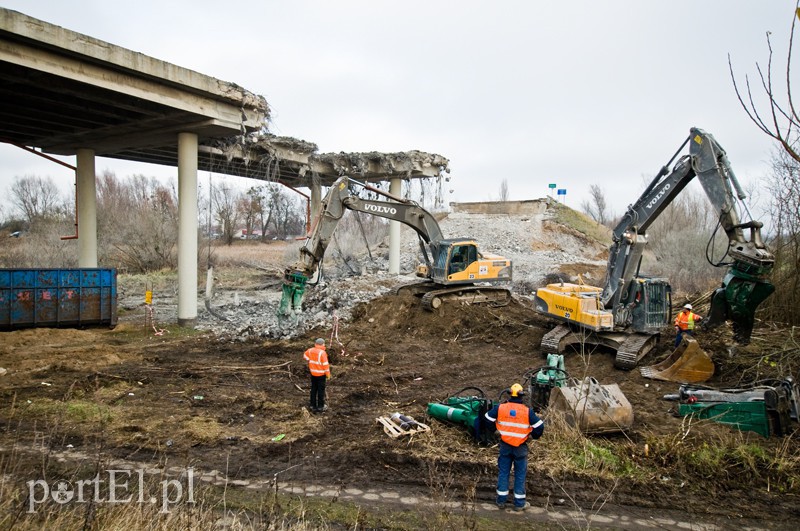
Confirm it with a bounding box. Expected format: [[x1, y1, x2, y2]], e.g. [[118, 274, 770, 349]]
[[2, 279, 799, 529]]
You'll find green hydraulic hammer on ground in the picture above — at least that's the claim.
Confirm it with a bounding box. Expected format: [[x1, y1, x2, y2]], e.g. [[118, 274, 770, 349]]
[[670, 379, 798, 437], [426, 387, 495, 444]]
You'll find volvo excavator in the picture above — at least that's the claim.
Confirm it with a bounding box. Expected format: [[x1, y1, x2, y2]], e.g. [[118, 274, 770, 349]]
[[279, 176, 512, 316], [534, 127, 775, 369]]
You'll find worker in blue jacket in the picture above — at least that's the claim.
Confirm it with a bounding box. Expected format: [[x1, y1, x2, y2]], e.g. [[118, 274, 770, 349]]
[[484, 383, 544, 512]]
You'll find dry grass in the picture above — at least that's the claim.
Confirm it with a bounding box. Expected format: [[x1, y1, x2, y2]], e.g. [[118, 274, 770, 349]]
[[208, 240, 296, 269]]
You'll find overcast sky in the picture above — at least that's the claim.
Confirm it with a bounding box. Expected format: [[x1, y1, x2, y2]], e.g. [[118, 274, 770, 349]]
[[1, 1, 797, 216]]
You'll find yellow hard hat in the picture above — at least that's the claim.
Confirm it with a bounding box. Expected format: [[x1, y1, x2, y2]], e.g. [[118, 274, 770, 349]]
[[510, 383, 524, 397]]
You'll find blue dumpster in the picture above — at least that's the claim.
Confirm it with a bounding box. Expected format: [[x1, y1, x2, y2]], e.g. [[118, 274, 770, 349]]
[[0, 268, 117, 330]]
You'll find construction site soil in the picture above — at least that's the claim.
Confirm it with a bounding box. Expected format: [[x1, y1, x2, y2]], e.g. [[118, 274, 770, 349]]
[[1, 291, 798, 529]]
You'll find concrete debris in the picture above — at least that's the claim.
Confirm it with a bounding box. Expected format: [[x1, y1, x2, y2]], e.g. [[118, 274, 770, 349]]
[[205, 133, 449, 180], [190, 206, 606, 342], [315, 150, 450, 178]]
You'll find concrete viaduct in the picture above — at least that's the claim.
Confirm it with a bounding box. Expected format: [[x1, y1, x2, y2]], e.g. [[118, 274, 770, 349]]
[[0, 8, 449, 326]]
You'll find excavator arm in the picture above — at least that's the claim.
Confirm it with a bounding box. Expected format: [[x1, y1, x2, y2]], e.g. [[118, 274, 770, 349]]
[[279, 176, 444, 316], [602, 127, 774, 342]]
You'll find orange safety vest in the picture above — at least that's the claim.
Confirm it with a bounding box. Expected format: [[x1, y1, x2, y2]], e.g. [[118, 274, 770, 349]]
[[304, 346, 330, 377], [496, 402, 533, 446], [674, 310, 698, 331]]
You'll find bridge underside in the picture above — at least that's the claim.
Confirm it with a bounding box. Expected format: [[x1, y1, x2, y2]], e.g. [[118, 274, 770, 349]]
[[0, 8, 449, 325]]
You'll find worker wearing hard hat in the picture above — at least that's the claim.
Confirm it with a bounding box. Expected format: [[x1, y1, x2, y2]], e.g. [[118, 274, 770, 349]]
[[303, 338, 331, 413], [484, 383, 544, 512], [674, 303, 703, 348]]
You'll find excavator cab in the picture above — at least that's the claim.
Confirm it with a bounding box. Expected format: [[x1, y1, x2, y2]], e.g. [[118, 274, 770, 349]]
[[429, 239, 511, 286], [625, 277, 671, 333]]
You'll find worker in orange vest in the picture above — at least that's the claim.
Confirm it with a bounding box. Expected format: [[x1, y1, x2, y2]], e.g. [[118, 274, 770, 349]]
[[303, 338, 331, 414], [674, 303, 703, 348], [484, 383, 544, 512]]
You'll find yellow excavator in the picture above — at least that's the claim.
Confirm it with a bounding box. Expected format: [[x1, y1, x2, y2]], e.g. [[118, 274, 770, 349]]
[[535, 128, 775, 369], [279, 176, 512, 315]]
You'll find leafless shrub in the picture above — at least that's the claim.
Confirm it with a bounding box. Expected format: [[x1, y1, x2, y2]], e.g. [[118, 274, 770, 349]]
[[97, 173, 178, 272], [0, 218, 78, 268], [761, 148, 800, 325]]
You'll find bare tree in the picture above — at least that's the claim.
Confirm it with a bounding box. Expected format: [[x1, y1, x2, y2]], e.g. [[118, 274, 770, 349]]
[[729, 2, 800, 162], [270, 190, 304, 239], [211, 183, 240, 245], [97, 172, 179, 272], [238, 184, 277, 241], [580, 184, 611, 226], [10, 175, 64, 222], [237, 192, 258, 240], [498, 179, 510, 202], [762, 147, 800, 324], [255, 184, 281, 241]]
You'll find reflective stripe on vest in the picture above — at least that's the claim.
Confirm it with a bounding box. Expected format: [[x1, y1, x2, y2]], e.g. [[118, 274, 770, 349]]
[[675, 311, 696, 331], [304, 347, 329, 376], [496, 402, 533, 446]]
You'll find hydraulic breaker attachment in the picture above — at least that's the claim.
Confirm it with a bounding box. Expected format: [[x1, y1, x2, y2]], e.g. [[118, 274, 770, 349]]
[[525, 353, 569, 412], [426, 387, 495, 443], [706, 263, 774, 344], [668, 379, 798, 437], [640, 336, 714, 383], [278, 270, 308, 317]]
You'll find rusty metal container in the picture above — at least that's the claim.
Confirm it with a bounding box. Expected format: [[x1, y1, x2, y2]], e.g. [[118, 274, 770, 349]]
[[0, 268, 117, 330]]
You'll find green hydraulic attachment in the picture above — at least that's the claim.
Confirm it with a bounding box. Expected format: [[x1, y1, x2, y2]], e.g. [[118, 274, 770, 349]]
[[706, 262, 774, 344], [678, 401, 772, 438], [279, 270, 308, 317], [526, 353, 569, 412], [670, 379, 798, 438], [426, 387, 495, 443]]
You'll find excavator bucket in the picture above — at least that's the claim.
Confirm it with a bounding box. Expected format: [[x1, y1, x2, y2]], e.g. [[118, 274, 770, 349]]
[[548, 377, 634, 434], [640, 336, 714, 383]]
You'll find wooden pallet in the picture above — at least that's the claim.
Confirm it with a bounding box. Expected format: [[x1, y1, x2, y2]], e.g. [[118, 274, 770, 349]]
[[375, 416, 431, 439]]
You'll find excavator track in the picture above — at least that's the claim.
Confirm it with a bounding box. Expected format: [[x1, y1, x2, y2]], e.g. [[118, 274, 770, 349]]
[[420, 286, 512, 311], [540, 324, 658, 370], [393, 281, 437, 297], [540, 324, 576, 354], [614, 333, 659, 370]]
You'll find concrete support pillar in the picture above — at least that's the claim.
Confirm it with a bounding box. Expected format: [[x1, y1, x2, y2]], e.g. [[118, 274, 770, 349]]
[[310, 181, 322, 220], [389, 177, 402, 275], [76, 148, 97, 268], [177, 132, 199, 327]]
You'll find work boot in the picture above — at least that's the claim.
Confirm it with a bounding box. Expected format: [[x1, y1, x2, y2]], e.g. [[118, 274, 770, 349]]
[[495, 501, 506, 510], [514, 502, 530, 512]]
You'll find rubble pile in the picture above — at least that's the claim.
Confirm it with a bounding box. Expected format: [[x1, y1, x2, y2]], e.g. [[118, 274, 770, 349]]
[[194, 207, 606, 340]]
